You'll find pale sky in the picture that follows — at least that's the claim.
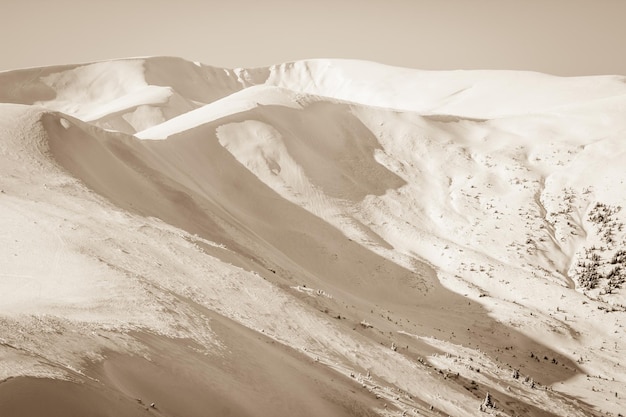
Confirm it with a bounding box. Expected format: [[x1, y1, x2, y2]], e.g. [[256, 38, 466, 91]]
[[3, 0, 625, 76]]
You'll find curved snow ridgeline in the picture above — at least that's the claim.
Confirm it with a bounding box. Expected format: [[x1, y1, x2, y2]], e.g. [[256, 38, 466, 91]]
[[1, 57, 626, 417]]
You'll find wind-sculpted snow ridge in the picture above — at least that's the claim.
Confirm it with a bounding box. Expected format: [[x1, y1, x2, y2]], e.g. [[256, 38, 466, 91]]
[[0, 57, 625, 416], [0, 57, 248, 134]]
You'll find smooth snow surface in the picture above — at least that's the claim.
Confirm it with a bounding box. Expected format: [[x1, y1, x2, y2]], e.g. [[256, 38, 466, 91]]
[[1, 57, 626, 417]]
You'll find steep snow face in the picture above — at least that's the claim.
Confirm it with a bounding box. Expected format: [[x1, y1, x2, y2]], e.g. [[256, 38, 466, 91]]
[[1, 58, 626, 416]]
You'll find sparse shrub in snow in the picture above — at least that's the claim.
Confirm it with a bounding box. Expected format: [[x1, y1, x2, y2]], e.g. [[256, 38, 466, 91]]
[[359, 320, 373, 329], [479, 392, 495, 412], [588, 202, 622, 245], [572, 202, 626, 293], [610, 249, 626, 264]]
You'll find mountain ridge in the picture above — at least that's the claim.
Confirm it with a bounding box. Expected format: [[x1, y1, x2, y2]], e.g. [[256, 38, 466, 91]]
[[1, 57, 625, 416]]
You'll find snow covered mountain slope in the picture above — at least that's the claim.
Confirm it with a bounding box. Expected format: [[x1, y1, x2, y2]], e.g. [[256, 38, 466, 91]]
[[243, 58, 626, 118], [1, 57, 625, 416], [0, 57, 247, 134]]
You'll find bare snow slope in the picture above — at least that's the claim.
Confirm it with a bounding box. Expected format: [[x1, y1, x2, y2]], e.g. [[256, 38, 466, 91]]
[[1, 57, 626, 416]]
